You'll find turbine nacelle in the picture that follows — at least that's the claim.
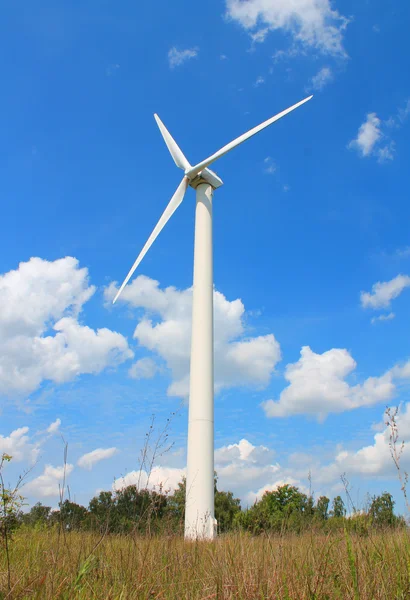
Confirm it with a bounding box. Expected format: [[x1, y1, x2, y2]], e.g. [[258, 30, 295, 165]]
[[188, 167, 224, 189], [113, 94, 313, 304]]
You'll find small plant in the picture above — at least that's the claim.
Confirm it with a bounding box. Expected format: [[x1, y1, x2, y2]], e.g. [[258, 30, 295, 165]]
[[385, 406, 410, 513], [0, 453, 26, 593]]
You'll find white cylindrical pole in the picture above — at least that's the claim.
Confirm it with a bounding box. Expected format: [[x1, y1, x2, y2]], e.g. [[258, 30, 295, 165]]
[[184, 181, 216, 540]]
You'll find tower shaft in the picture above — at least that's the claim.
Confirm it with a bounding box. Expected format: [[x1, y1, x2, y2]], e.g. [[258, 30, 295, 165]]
[[184, 181, 216, 540]]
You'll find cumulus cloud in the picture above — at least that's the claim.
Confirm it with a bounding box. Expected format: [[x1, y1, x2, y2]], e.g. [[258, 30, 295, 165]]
[[215, 438, 275, 466], [361, 274, 410, 309], [25, 463, 74, 497], [214, 438, 282, 504], [110, 405, 410, 508], [262, 346, 395, 420], [0, 427, 39, 463], [331, 404, 410, 478], [113, 438, 284, 506], [306, 66, 333, 91], [113, 466, 185, 495], [348, 113, 383, 157], [47, 418, 61, 434], [168, 47, 198, 68], [225, 0, 349, 56], [347, 108, 409, 163], [128, 357, 158, 380], [106, 275, 281, 397], [0, 257, 133, 398], [77, 447, 118, 470]]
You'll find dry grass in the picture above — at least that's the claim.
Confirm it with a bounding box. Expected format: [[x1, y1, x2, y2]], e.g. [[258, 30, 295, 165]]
[[1, 528, 410, 599]]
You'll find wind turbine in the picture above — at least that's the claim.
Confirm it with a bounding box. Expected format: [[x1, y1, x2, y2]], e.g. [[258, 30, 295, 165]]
[[113, 94, 313, 539]]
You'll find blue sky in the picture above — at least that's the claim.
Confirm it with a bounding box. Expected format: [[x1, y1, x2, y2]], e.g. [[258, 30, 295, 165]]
[[1, 0, 410, 513]]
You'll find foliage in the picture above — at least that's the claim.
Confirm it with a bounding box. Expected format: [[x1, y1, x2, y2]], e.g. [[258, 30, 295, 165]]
[[11, 479, 406, 538], [57, 499, 89, 531], [237, 484, 316, 534], [0, 453, 27, 593], [330, 495, 346, 518], [23, 502, 52, 528], [369, 491, 400, 528], [315, 495, 330, 520]]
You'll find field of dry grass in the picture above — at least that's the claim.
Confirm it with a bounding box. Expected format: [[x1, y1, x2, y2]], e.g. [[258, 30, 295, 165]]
[[1, 527, 409, 599]]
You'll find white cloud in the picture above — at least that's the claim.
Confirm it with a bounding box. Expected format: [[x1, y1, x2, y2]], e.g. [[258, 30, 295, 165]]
[[225, 0, 349, 56], [387, 99, 410, 128], [391, 360, 410, 380], [25, 463, 74, 498], [47, 418, 61, 434], [77, 447, 118, 470], [113, 438, 283, 506], [128, 357, 158, 380], [263, 156, 277, 174], [306, 66, 333, 91], [371, 312, 395, 325], [113, 402, 410, 506], [0, 427, 39, 463], [262, 346, 395, 420], [215, 438, 275, 466], [0, 257, 133, 398], [331, 403, 410, 477], [0, 256, 94, 338], [168, 47, 198, 69], [214, 439, 282, 504], [250, 27, 270, 44], [377, 142, 395, 162], [361, 274, 410, 309], [106, 276, 281, 397], [396, 247, 410, 258], [348, 102, 410, 162], [113, 466, 185, 495], [398, 99, 410, 124], [253, 75, 265, 87], [348, 113, 382, 157]]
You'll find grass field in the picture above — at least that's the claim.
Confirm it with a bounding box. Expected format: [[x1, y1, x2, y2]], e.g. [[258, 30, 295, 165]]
[[1, 527, 409, 599]]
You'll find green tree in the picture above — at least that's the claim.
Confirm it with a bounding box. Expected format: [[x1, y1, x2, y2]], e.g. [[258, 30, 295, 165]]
[[215, 490, 241, 533], [369, 492, 396, 527], [88, 491, 117, 532], [260, 484, 308, 517], [166, 477, 186, 523], [115, 486, 167, 533], [238, 485, 310, 534], [330, 495, 346, 518], [316, 496, 330, 520], [58, 500, 88, 531], [24, 502, 52, 527]]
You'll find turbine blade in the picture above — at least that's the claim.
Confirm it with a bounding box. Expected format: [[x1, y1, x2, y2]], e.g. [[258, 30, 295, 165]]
[[186, 95, 313, 179], [154, 114, 191, 171], [113, 176, 189, 304]]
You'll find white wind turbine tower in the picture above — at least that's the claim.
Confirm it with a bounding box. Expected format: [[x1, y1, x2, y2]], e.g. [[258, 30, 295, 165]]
[[113, 94, 313, 539]]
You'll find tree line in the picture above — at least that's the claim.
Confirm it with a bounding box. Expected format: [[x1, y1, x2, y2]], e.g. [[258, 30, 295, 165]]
[[8, 476, 406, 536]]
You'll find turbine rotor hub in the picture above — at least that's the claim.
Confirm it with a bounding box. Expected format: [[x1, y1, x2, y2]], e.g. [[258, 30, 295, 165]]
[[188, 168, 224, 190]]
